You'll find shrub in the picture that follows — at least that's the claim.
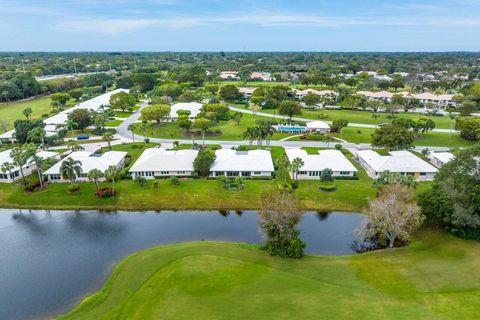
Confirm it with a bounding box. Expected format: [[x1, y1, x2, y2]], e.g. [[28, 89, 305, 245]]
[[152, 181, 159, 189], [135, 176, 147, 187], [170, 176, 180, 186], [334, 144, 342, 150], [319, 182, 337, 192]]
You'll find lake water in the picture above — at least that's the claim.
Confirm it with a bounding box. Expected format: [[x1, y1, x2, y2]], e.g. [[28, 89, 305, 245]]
[[0, 209, 365, 320]]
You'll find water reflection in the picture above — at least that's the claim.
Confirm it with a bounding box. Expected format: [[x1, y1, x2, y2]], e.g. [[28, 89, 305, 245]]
[[0, 209, 364, 320]]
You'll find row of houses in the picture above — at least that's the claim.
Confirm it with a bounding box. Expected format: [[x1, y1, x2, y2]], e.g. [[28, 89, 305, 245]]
[[0, 149, 60, 183], [356, 90, 456, 107], [219, 71, 273, 81], [0, 89, 129, 144]]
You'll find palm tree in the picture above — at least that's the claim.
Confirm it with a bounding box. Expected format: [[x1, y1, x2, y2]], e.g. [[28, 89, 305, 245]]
[[1, 162, 14, 181], [193, 118, 211, 147], [31, 155, 45, 189], [88, 169, 104, 194], [102, 132, 113, 149], [10, 144, 36, 185], [67, 140, 85, 152], [291, 157, 305, 180], [104, 165, 119, 196], [127, 124, 135, 142], [448, 112, 457, 139], [276, 154, 291, 183], [60, 158, 82, 187], [66, 119, 78, 138], [243, 127, 257, 146]]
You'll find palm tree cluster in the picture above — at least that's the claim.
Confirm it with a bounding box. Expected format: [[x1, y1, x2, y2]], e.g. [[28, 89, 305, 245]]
[[242, 119, 275, 147]]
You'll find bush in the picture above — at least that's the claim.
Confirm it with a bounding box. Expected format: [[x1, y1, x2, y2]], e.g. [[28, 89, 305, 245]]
[[135, 176, 147, 187], [68, 184, 80, 193], [335, 144, 342, 150], [335, 175, 359, 180], [170, 176, 180, 186], [291, 180, 299, 189], [251, 175, 273, 180], [277, 182, 293, 193], [319, 182, 337, 192], [96, 187, 114, 198]]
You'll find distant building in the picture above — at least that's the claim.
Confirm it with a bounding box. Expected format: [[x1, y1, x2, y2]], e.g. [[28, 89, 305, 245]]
[[129, 148, 198, 179], [169, 102, 203, 121], [219, 71, 240, 80], [293, 88, 338, 100], [209, 149, 274, 178], [44, 151, 127, 182], [238, 87, 256, 99], [285, 149, 357, 179], [250, 72, 272, 81], [374, 75, 393, 81], [355, 150, 437, 181]]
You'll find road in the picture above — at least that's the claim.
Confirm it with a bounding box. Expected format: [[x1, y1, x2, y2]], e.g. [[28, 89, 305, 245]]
[[228, 106, 458, 133], [115, 102, 450, 152]]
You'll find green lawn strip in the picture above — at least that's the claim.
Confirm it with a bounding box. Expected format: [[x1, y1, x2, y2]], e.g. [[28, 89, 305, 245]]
[[0, 96, 52, 130], [113, 111, 134, 118], [105, 120, 123, 127], [59, 229, 480, 320]]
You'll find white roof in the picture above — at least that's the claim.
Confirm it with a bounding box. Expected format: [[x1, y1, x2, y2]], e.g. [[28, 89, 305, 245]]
[[357, 90, 393, 99], [430, 152, 455, 164], [210, 149, 274, 172], [356, 150, 437, 173], [170, 102, 203, 118], [306, 121, 330, 129], [129, 148, 198, 172], [413, 92, 453, 101], [286, 149, 357, 173], [294, 88, 338, 96], [239, 87, 256, 94], [44, 150, 127, 175], [0, 149, 58, 172]]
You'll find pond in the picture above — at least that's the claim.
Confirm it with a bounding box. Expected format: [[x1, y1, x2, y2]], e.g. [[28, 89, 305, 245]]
[[0, 209, 365, 320]]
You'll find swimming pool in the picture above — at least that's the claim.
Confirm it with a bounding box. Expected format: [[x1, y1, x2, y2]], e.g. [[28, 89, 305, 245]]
[[275, 126, 306, 132]]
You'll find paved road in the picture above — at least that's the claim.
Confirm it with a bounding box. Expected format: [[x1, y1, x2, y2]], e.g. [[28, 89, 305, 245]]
[[228, 106, 458, 133], [115, 102, 450, 152]]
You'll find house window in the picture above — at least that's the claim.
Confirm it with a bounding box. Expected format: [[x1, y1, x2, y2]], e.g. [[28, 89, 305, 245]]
[[253, 171, 261, 175], [420, 172, 426, 176], [227, 171, 239, 177], [242, 171, 251, 177], [340, 171, 350, 175]]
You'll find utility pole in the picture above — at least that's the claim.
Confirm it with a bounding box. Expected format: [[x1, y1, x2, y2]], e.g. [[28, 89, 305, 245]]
[[73, 58, 77, 74]]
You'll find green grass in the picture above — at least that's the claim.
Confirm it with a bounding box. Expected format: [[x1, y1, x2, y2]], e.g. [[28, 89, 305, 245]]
[[133, 113, 291, 141], [59, 229, 480, 320], [261, 108, 455, 129], [0, 96, 52, 130], [114, 111, 134, 118], [105, 119, 123, 127]]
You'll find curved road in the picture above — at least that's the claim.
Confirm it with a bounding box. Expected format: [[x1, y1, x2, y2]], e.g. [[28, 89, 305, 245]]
[[115, 102, 450, 152]]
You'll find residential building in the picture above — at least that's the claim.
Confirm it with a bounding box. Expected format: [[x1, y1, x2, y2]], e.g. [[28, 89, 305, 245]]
[[0, 88, 129, 143], [238, 87, 256, 99], [305, 121, 330, 133], [355, 150, 437, 181], [169, 102, 203, 121], [0, 149, 59, 183], [129, 148, 198, 179], [285, 149, 357, 179], [44, 151, 127, 182], [374, 75, 393, 81], [250, 72, 272, 81], [413, 93, 456, 108], [293, 88, 338, 99], [209, 149, 274, 178], [219, 71, 240, 80], [428, 152, 455, 168]]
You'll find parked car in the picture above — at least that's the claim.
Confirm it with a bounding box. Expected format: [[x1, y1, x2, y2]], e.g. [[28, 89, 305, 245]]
[[76, 134, 89, 140]]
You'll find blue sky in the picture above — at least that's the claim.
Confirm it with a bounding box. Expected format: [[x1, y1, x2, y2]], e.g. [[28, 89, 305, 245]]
[[1, 0, 479, 51]]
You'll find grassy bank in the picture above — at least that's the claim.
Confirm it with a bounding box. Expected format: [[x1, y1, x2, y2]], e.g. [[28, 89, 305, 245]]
[[0, 96, 52, 130], [60, 229, 480, 320]]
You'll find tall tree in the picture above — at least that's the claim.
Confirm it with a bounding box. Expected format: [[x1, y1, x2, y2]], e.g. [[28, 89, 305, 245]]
[[104, 165, 119, 195], [10, 144, 36, 185], [88, 169, 104, 194], [193, 118, 211, 147], [60, 158, 82, 187]]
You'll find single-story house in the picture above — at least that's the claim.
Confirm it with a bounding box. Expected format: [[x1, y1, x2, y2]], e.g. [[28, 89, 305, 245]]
[[209, 149, 274, 178], [239, 87, 256, 99], [169, 102, 203, 121], [44, 151, 127, 182], [293, 88, 338, 99], [129, 148, 198, 179], [219, 71, 240, 80], [428, 152, 455, 168], [285, 149, 358, 179], [306, 121, 330, 133], [0, 149, 59, 183], [250, 72, 272, 81], [355, 150, 437, 181]]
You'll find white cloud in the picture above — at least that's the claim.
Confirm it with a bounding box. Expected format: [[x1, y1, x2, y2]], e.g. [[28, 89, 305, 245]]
[[55, 14, 480, 35]]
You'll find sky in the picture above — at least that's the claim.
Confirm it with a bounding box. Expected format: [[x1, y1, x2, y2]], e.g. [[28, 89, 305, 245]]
[[1, 0, 480, 52]]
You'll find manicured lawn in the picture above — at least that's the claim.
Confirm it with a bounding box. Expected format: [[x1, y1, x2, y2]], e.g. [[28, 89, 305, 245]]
[[0, 96, 52, 130], [105, 119, 123, 127], [60, 229, 480, 320], [261, 108, 455, 129], [132, 113, 291, 141], [114, 111, 134, 118]]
